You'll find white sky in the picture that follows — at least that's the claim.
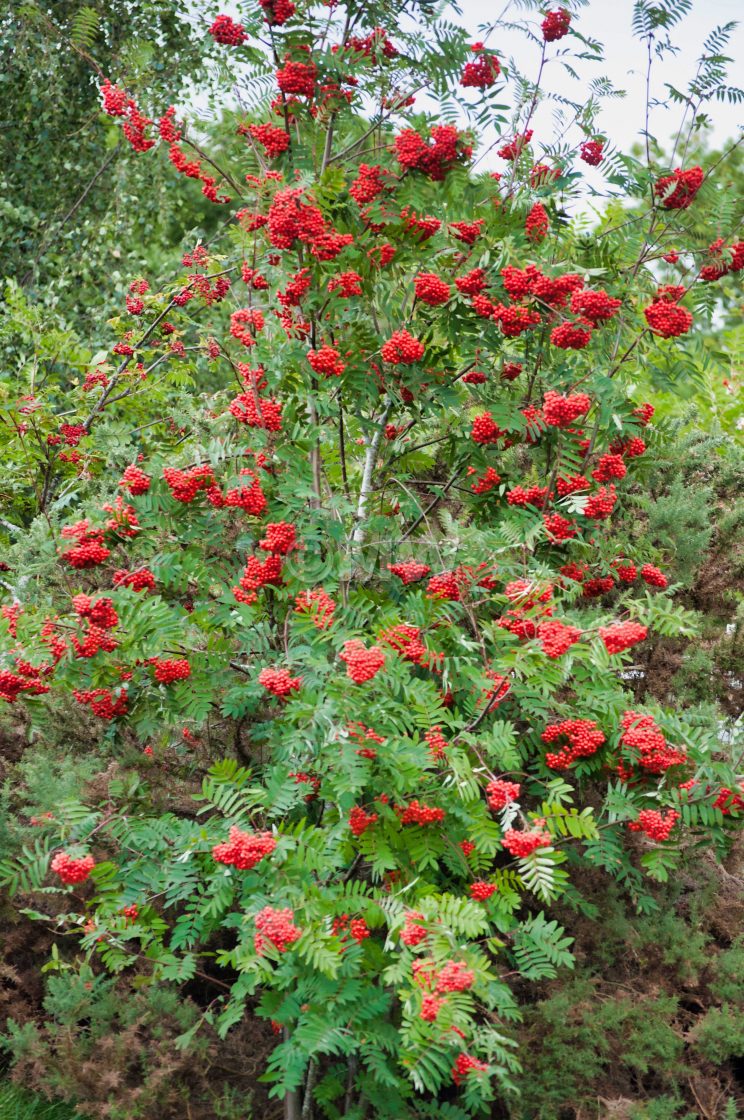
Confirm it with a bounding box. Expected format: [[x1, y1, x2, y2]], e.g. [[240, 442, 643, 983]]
[[453, 0, 743, 156]]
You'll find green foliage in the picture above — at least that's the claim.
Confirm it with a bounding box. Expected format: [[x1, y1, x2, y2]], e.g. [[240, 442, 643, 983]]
[[0, 0, 742, 1118]]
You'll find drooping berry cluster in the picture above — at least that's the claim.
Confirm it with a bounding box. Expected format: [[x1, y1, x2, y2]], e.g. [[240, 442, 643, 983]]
[[212, 827, 277, 869], [254, 906, 302, 953], [339, 640, 385, 683], [628, 809, 680, 841], [51, 851, 95, 885], [599, 621, 648, 654], [541, 719, 605, 769]]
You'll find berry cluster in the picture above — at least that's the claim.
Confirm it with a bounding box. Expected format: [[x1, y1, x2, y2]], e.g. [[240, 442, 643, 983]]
[[620, 711, 687, 774], [209, 14, 247, 45], [486, 779, 521, 811], [51, 851, 95, 885], [525, 202, 550, 242], [460, 42, 501, 88], [212, 827, 276, 869], [414, 272, 451, 306], [119, 465, 151, 495], [339, 639, 385, 682], [537, 619, 582, 658], [580, 139, 604, 165], [543, 390, 591, 427], [398, 800, 445, 826], [628, 809, 680, 841], [599, 621, 648, 654], [152, 658, 191, 684], [394, 124, 472, 180], [349, 805, 378, 836], [470, 881, 497, 901], [388, 561, 431, 584], [295, 588, 336, 629], [59, 520, 110, 569], [254, 906, 302, 953], [541, 719, 605, 769], [502, 824, 552, 857], [380, 330, 425, 364], [542, 8, 571, 41], [654, 165, 704, 209], [307, 345, 346, 377], [258, 666, 303, 697]]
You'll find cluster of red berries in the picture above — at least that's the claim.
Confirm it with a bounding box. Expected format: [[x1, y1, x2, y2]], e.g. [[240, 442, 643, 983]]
[[307, 345, 346, 377], [380, 329, 425, 364], [435, 959, 475, 992], [470, 466, 501, 495], [470, 881, 497, 901], [212, 827, 276, 869], [332, 914, 371, 943], [276, 58, 317, 97], [502, 824, 552, 857], [583, 486, 617, 520], [0, 668, 50, 704], [543, 513, 577, 541], [259, 522, 297, 555], [100, 79, 155, 152], [498, 130, 533, 161], [414, 272, 451, 306], [471, 411, 503, 445], [209, 14, 247, 45], [542, 8, 571, 41], [295, 588, 336, 629], [641, 563, 668, 588], [542, 719, 605, 769], [628, 809, 680, 841], [599, 621, 648, 654], [233, 554, 283, 605], [486, 779, 521, 811], [113, 568, 155, 592], [460, 42, 501, 88], [259, 0, 296, 26], [60, 520, 110, 569], [163, 464, 214, 503], [580, 139, 604, 165], [388, 561, 431, 585], [537, 619, 582, 658], [229, 391, 283, 431], [571, 288, 621, 323], [339, 639, 385, 682], [349, 806, 378, 836], [119, 465, 151, 495], [394, 125, 472, 181], [620, 711, 687, 775], [592, 453, 627, 482], [327, 271, 362, 298], [525, 202, 550, 242], [400, 911, 428, 946], [452, 1053, 488, 1085], [73, 686, 128, 720], [644, 287, 693, 337], [398, 800, 445, 826], [51, 851, 95, 885], [654, 165, 704, 209], [152, 658, 191, 684], [247, 122, 290, 158], [258, 666, 302, 697], [550, 322, 593, 349], [450, 219, 484, 244], [543, 390, 591, 426], [254, 906, 302, 954]]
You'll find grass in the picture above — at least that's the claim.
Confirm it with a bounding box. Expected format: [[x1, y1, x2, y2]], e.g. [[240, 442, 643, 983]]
[[0, 1084, 82, 1120]]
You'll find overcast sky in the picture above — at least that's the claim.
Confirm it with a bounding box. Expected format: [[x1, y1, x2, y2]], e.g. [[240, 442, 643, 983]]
[[452, 0, 743, 157]]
